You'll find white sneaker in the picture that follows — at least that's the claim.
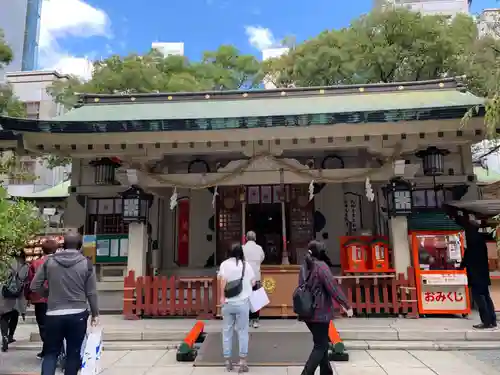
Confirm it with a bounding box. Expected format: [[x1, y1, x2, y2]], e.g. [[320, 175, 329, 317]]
[[252, 321, 259, 328]]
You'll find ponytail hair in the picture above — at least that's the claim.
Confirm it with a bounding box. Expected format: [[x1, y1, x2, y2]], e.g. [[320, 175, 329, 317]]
[[230, 243, 245, 265], [305, 240, 322, 270]]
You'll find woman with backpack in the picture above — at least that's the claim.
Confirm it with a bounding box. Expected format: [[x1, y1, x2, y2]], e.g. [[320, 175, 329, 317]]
[[296, 241, 353, 375], [218, 243, 256, 373], [0, 251, 29, 352]]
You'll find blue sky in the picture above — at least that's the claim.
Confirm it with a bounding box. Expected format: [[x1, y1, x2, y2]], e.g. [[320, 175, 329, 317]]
[[38, 0, 499, 79]]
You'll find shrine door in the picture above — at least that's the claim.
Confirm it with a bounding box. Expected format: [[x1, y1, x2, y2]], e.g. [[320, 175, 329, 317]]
[[288, 184, 314, 264], [216, 186, 242, 265]]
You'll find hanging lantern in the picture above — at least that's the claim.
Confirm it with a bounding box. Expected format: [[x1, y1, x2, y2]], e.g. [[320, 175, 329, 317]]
[[89, 157, 121, 185], [121, 186, 153, 223], [383, 177, 414, 217], [416, 147, 449, 176]]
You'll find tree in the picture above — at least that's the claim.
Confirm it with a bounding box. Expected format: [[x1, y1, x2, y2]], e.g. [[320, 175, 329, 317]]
[[263, 9, 479, 87], [48, 46, 263, 109], [0, 29, 26, 118], [0, 189, 44, 280]]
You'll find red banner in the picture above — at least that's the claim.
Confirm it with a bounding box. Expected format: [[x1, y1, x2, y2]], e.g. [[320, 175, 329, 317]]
[[177, 199, 190, 266]]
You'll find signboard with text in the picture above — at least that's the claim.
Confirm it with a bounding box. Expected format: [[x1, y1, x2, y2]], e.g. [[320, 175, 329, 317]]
[[420, 285, 469, 313]]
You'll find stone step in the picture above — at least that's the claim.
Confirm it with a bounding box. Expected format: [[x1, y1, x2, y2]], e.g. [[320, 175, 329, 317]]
[[28, 328, 500, 342], [12, 340, 500, 351]]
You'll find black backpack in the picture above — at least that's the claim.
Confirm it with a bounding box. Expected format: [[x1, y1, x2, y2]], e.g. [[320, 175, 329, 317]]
[[2, 272, 23, 299], [2, 264, 26, 299], [293, 264, 318, 318]]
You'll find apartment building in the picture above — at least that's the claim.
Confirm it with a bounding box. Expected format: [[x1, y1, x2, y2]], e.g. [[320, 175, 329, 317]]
[[374, 0, 471, 16], [5, 70, 71, 197], [478, 8, 500, 38], [151, 42, 184, 57]]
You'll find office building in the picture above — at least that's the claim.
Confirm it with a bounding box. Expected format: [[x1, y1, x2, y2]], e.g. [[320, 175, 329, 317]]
[[5, 70, 71, 197], [0, 0, 42, 76], [478, 9, 500, 38], [374, 0, 470, 16], [151, 42, 184, 57]]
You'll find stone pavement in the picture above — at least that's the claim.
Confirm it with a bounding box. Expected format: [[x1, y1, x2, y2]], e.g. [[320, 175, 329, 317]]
[[20, 312, 500, 345], [1, 349, 500, 375]]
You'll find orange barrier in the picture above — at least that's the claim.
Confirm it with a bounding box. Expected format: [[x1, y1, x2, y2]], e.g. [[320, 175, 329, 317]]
[[177, 320, 206, 361], [328, 320, 345, 353], [184, 320, 205, 348]]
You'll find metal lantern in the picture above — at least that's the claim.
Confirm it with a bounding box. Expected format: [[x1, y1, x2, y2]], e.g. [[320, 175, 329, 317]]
[[384, 177, 414, 217], [416, 147, 449, 176], [120, 186, 153, 223], [89, 157, 121, 185]]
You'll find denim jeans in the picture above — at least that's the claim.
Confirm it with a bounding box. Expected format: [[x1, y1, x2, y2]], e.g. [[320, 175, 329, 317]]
[[222, 299, 250, 359], [42, 310, 88, 375]]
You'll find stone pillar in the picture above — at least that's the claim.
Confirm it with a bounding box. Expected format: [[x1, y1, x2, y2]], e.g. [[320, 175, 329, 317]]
[[127, 222, 148, 276], [389, 216, 411, 276]]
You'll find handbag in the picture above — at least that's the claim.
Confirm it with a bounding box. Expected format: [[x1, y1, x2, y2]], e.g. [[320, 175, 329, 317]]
[[224, 261, 246, 298]]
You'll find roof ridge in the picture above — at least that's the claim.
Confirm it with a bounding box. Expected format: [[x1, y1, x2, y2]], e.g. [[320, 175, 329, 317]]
[[77, 77, 468, 106]]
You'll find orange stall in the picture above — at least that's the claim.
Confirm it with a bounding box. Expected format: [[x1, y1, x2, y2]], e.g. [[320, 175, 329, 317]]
[[411, 231, 471, 315]]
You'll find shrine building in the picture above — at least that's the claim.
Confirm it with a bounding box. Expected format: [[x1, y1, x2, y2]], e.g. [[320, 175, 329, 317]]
[[0, 77, 487, 317]]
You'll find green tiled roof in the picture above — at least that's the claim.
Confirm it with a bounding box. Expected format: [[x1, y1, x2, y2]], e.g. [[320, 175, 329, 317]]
[[408, 212, 462, 232], [474, 166, 500, 185], [12, 180, 70, 199], [53, 89, 483, 123]]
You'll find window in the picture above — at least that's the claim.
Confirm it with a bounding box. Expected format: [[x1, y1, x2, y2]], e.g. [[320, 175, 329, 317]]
[[87, 198, 129, 234], [412, 189, 453, 209], [24, 102, 40, 120], [8, 160, 36, 185]]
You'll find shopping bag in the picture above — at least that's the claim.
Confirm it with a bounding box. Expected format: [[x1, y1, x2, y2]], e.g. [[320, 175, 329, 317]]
[[80, 328, 103, 375], [249, 287, 270, 312]]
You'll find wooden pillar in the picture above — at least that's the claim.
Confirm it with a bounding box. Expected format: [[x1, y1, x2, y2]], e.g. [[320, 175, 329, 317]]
[[241, 201, 247, 244], [281, 200, 289, 265]]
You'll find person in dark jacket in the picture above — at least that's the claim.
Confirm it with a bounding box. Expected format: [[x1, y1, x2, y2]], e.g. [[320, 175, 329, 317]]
[[444, 204, 496, 329], [298, 241, 352, 375], [26, 239, 59, 359]]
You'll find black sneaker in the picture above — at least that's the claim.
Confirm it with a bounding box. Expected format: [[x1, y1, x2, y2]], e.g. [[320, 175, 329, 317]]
[[7, 337, 15, 344], [36, 352, 44, 360], [1, 336, 8, 352], [473, 323, 496, 329]]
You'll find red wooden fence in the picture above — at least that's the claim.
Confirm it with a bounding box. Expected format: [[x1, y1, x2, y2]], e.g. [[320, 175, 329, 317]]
[[123, 267, 419, 319], [123, 271, 217, 320], [337, 267, 419, 318]]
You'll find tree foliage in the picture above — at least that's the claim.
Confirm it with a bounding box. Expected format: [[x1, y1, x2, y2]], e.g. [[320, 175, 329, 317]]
[[263, 10, 480, 86], [49, 46, 263, 108], [0, 188, 44, 279], [0, 29, 26, 118]]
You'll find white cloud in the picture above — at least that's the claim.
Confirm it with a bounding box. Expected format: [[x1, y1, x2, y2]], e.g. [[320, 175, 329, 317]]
[[38, 0, 112, 80], [244, 26, 276, 51]]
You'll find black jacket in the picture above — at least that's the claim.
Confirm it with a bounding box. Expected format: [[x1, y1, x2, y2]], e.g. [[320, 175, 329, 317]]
[[450, 212, 491, 287]]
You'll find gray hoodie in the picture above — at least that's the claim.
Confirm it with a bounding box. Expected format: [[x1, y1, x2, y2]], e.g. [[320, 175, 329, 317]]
[[30, 249, 99, 317]]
